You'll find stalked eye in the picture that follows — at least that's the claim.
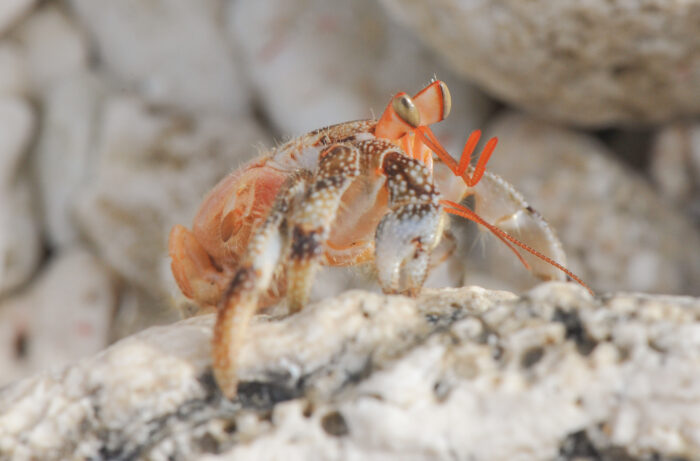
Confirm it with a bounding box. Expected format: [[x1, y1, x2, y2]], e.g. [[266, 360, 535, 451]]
[[437, 81, 451, 120], [391, 93, 420, 128]]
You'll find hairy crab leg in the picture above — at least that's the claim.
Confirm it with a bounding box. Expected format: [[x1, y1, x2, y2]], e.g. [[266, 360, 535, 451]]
[[286, 144, 361, 312], [212, 172, 311, 399], [441, 199, 593, 294]]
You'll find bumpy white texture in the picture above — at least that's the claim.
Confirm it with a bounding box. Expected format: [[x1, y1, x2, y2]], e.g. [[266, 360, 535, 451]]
[[69, 0, 247, 114], [477, 112, 700, 295], [381, 0, 700, 126], [0, 248, 114, 386], [2, 284, 699, 460]]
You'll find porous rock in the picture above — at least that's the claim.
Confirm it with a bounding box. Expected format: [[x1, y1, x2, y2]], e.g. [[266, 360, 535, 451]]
[[650, 121, 700, 226], [2, 283, 699, 460], [0, 43, 29, 96], [474, 112, 700, 295], [0, 0, 35, 36], [0, 96, 40, 296], [10, 4, 88, 93], [0, 248, 114, 387], [34, 71, 105, 247], [381, 0, 700, 126], [69, 0, 247, 115], [228, 0, 492, 140], [73, 96, 268, 299]]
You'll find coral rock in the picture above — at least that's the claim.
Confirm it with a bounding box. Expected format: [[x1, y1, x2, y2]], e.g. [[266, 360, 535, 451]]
[[2, 284, 699, 460], [381, 0, 700, 126]]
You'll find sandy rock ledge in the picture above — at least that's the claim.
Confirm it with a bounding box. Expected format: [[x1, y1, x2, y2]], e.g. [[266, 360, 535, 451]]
[[1, 283, 699, 460]]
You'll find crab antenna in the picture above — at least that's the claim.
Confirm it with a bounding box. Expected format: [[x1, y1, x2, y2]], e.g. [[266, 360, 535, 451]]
[[440, 199, 594, 295], [440, 200, 531, 270]]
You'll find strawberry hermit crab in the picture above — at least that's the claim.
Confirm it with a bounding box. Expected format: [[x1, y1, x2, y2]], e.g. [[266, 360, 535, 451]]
[[169, 79, 590, 398]]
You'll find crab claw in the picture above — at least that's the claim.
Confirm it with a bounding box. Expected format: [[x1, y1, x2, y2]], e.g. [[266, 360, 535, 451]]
[[375, 203, 444, 296], [169, 224, 228, 306]]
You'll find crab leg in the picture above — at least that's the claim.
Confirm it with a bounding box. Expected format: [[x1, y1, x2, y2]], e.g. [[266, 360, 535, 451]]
[[374, 149, 445, 296], [286, 144, 361, 312], [212, 171, 311, 399]]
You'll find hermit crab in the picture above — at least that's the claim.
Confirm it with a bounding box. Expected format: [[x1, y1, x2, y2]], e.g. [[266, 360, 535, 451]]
[[169, 80, 590, 398]]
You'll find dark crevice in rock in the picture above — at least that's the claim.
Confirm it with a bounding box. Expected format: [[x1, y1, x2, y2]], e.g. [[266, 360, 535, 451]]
[[236, 380, 304, 409], [521, 346, 545, 368], [13, 329, 29, 360], [552, 308, 598, 355], [321, 410, 349, 437], [557, 429, 689, 461]]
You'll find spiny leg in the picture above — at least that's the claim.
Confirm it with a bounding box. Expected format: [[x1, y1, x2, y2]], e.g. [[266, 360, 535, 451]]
[[286, 144, 360, 313], [212, 171, 311, 399], [374, 149, 445, 296]]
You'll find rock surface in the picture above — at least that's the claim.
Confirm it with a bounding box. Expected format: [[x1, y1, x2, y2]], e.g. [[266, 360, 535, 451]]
[[0, 43, 28, 96], [34, 71, 104, 247], [650, 121, 700, 226], [11, 4, 88, 94], [0, 248, 114, 387], [475, 112, 700, 295], [69, 0, 247, 115], [2, 283, 699, 460], [381, 0, 700, 126], [0, 0, 35, 36], [228, 0, 492, 139], [0, 96, 40, 296]]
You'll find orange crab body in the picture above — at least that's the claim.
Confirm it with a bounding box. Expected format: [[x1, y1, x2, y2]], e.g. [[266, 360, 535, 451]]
[[169, 80, 590, 398]]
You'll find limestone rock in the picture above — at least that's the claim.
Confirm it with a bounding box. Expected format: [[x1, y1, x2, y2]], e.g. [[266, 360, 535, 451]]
[[650, 121, 700, 225], [0, 43, 29, 96], [381, 0, 700, 126], [11, 4, 89, 94], [74, 96, 268, 299], [0, 248, 114, 387], [69, 0, 248, 115], [228, 0, 492, 141], [34, 71, 105, 247], [1, 284, 699, 460], [0, 0, 35, 36], [0, 96, 40, 296], [474, 112, 700, 295]]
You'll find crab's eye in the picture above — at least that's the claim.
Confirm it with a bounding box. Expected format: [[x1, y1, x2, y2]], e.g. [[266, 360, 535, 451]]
[[437, 81, 451, 120], [392, 94, 420, 128]]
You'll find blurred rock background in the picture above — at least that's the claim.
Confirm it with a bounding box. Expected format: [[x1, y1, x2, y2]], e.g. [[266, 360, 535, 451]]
[[0, 0, 698, 387]]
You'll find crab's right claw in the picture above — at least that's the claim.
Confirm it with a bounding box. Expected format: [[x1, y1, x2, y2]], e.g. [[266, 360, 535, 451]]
[[169, 224, 226, 306]]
